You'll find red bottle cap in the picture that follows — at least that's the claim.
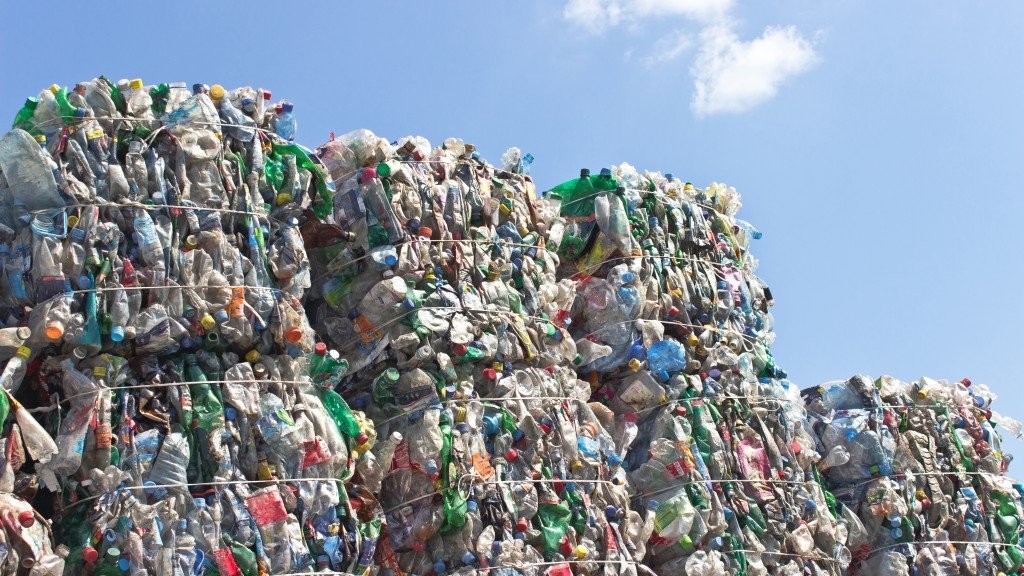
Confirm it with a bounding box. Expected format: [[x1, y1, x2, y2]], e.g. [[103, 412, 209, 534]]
[[516, 517, 529, 532], [452, 343, 468, 356], [356, 432, 369, 445], [504, 449, 518, 461], [18, 511, 33, 527], [483, 368, 497, 380], [315, 342, 327, 356], [285, 326, 304, 343], [83, 547, 99, 563]]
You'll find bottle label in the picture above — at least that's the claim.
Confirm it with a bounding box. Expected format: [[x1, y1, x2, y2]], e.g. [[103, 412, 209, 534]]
[[245, 488, 288, 527]]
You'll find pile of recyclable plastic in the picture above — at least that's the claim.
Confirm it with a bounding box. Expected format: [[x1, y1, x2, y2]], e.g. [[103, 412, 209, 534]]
[[805, 376, 1024, 576], [0, 78, 373, 575], [3, 75, 1024, 576], [304, 129, 851, 576]]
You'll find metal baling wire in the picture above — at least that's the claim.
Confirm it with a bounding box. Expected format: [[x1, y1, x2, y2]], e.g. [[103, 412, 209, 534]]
[[838, 469, 1012, 492], [57, 378, 319, 406], [306, 234, 743, 288], [859, 539, 1024, 560], [58, 475, 352, 512], [323, 304, 764, 356], [371, 393, 799, 430]]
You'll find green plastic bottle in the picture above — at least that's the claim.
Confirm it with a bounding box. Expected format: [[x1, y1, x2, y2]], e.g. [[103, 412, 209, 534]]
[[12, 97, 42, 137], [319, 387, 361, 439], [49, 84, 85, 124], [224, 534, 258, 576]]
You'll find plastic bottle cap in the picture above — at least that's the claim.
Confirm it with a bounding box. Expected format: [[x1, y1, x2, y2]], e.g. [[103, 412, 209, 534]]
[[285, 326, 304, 343], [199, 314, 216, 331], [118, 558, 130, 572], [434, 561, 446, 574], [504, 448, 518, 461], [225, 407, 237, 421], [45, 321, 64, 341], [245, 350, 261, 363], [314, 342, 327, 356], [209, 84, 225, 100], [462, 552, 476, 565], [82, 547, 98, 563], [110, 326, 125, 342], [516, 517, 529, 532], [483, 368, 497, 380], [418, 226, 433, 238], [280, 102, 294, 113], [356, 432, 369, 445], [17, 511, 33, 527]]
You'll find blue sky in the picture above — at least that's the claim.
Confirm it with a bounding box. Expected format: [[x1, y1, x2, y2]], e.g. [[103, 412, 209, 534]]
[[2, 1, 1023, 457]]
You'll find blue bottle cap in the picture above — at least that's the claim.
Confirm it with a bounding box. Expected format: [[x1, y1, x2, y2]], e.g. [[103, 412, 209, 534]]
[[804, 499, 817, 511], [491, 541, 502, 556], [647, 500, 659, 510], [214, 309, 229, 324], [462, 552, 476, 565], [78, 274, 93, 289], [512, 429, 525, 442], [433, 561, 446, 574], [385, 254, 398, 267], [466, 500, 478, 512], [280, 102, 294, 113], [600, 168, 612, 177], [225, 407, 237, 421], [111, 326, 125, 342], [605, 505, 618, 519], [118, 558, 130, 572]]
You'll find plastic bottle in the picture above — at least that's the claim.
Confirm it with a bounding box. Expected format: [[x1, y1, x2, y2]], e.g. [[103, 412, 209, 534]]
[[0, 129, 63, 211], [274, 101, 297, 141]]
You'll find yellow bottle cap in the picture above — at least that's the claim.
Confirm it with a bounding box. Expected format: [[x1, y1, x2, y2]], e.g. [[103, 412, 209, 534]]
[[454, 406, 467, 423], [129, 78, 144, 90], [93, 366, 107, 377], [49, 84, 60, 94], [628, 358, 641, 372], [15, 346, 30, 360], [35, 134, 47, 143], [276, 193, 293, 206], [199, 314, 217, 331], [67, 215, 79, 228], [209, 84, 225, 101], [245, 350, 261, 363]]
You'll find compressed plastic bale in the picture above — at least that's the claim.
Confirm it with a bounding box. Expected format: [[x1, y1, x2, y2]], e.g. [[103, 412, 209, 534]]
[[805, 375, 1023, 576], [0, 77, 376, 576]]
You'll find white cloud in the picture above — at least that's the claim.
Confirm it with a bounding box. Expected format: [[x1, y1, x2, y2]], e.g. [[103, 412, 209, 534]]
[[691, 24, 818, 116], [563, 0, 731, 32], [640, 31, 694, 67], [562, 0, 821, 116]]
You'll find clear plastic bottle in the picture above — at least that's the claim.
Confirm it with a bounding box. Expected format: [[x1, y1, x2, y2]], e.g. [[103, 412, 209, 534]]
[[274, 101, 297, 141]]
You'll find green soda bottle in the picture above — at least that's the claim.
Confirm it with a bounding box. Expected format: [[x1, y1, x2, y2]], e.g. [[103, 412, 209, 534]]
[[12, 97, 42, 138], [49, 84, 85, 124]]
